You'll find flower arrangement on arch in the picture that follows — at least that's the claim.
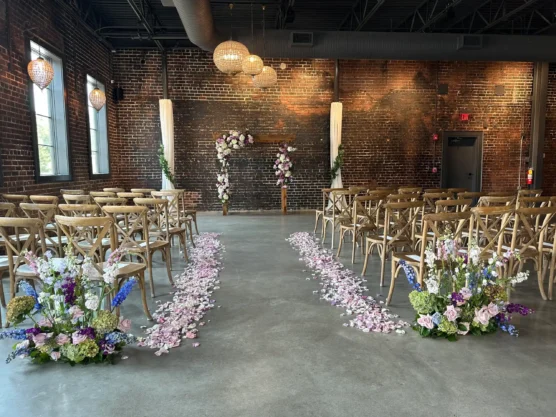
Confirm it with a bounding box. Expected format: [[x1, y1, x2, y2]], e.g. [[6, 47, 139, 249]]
[[401, 235, 533, 341], [274, 143, 297, 188], [0, 246, 139, 365], [215, 130, 254, 204]]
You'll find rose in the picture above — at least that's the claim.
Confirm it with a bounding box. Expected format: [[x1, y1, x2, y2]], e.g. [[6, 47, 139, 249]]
[[72, 331, 88, 345], [474, 306, 491, 326], [417, 314, 435, 329], [50, 351, 61, 361], [486, 302, 499, 317], [457, 322, 470, 335], [459, 287, 472, 300], [32, 333, 49, 347], [118, 318, 132, 332], [55, 333, 70, 346], [444, 305, 459, 322]]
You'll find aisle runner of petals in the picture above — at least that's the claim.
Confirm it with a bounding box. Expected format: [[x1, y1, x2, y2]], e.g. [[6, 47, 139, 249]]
[[138, 233, 223, 355], [288, 232, 408, 333]]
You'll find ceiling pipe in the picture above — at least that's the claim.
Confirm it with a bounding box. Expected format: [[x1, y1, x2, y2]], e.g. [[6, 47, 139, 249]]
[[171, 0, 223, 51]]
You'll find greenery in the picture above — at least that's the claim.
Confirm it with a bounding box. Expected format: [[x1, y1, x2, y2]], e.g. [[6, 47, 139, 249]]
[[330, 144, 344, 181], [158, 143, 175, 186]]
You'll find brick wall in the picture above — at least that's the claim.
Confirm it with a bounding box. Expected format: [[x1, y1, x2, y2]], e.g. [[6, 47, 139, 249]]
[[0, 0, 120, 196]]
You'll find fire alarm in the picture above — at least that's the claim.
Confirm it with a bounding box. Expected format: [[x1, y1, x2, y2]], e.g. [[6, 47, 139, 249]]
[[432, 167, 438, 173], [460, 113, 470, 121], [432, 133, 439, 141]]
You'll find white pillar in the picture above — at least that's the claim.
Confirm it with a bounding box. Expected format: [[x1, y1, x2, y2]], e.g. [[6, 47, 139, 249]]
[[330, 102, 343, 188], [159, 99, 175, 190]]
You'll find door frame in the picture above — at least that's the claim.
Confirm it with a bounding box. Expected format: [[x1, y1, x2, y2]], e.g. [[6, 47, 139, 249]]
[[441, 131, 483, 192]]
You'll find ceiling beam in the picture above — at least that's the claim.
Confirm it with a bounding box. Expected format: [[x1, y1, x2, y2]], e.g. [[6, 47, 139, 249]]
[[414, 0, 466, 32], [55, 0, 113, 49], [126, 0, 164, 50], [474, 0, 542, 33], [338, 0, 386, 31], [440, 0, 493, 31]]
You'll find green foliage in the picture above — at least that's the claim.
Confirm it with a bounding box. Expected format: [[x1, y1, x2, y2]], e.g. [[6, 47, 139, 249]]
[[158, 144, 175, 186], [330, 144, 344, 181]]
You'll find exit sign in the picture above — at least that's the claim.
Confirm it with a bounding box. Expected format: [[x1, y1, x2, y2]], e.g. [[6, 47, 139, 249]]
[[460, 113, 470, 121]]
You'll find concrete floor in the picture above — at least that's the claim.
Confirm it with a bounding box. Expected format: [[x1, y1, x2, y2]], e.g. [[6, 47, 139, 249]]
[[1, 212, 555, 417]]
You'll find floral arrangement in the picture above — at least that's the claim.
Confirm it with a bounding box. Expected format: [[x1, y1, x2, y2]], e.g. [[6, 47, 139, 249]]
[[401, 236, 533, 341], [158, 144, 175, 186], [215, 130, 254, 204], [274, 143, 297, 188], [0, 247, 138, 364], [330, 144, 344, 181]]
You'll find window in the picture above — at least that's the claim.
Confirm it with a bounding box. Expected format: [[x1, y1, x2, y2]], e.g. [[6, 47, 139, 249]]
[[86, 75, 109, 175], [30, 41, 70, 180]]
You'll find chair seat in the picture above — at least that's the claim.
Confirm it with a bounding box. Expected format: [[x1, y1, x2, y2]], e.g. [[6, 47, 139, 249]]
[[77, 238, 111, 248], [169, 227, 186, 234], [394, 252, 422, 264], [38, 236, 71, 246], [0, 234, 31, 243], [14, 257, 66, 277], [89, 262, 146, 280], [122, 240, 169, 251]]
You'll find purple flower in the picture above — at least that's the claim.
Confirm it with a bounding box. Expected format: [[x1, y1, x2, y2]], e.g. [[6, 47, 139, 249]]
[[25, 327, 41, 337], [505, 303, 534, 316], [78, 327, 96, 339], [61, 279, 77, 305], [451, 292, 465, 306]]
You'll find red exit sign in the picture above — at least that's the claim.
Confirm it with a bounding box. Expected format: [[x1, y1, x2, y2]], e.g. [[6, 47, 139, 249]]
[[460, 113, 470, 121]]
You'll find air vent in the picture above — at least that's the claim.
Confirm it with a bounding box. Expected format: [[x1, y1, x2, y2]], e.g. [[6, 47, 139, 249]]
[[290, 32, 313, 47], [457, 35, 483, 50]]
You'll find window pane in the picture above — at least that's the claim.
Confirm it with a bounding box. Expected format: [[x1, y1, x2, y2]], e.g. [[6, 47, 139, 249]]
[[90, 129, 98, 151], [87, 74, 109, 175], [33, 85, 51, 117], [39, 145, 54, 176], [36, 115, 52, 145], [88, 106, 97, 129], [91, 151, 99, 174]]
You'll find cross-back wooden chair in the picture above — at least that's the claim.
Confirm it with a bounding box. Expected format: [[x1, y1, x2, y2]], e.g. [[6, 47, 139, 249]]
[[517, 196, 551, 209], [424, 188, 448, 193], [468, 206, 514, 261], [422, 192, 452, 214], [130, 188, 155, 195], [478, 195, 516, 207], [337, 194, 385, 263], [55, 215, 152, 320], [435, 198, 472, 213], [0, 203, 27, 251], [104, 188, 125, 193], [63, 194, 92, 204], [386, 193, 421, 202], [180, 195, 199, 235], [20, 203, 64, 256], [0, 218, 47, 302], [94, 197, 127, 208], [90, 191, 116, 198], [447, 188, 469, 198], [507, 206, 556, 300], [322, 189, 352, 249], [2, 194, 29, 216], [151, 190, 193, 259], [29, 195, 59, 205], [60, 189, 84, 195], [103, 204, 173, 298], [398, 187, 422, 194], [488, 191, 516, 197], [58, 204, 100, 217], [314, 188, 345, 234], [117, 192, 144, 201], [518, 189, 543, 199], [0, 203, 16, 217], [362, 201, 424, 287], [389, 211, 472, 306]]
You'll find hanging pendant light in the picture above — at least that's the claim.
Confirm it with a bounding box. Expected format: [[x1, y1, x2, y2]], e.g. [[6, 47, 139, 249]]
[[252, 5, 277, 88], [89, 87, 106, 111], [242, 3, 263, 76], [28, 56, 54, 90], [214, 4, 249, 75]]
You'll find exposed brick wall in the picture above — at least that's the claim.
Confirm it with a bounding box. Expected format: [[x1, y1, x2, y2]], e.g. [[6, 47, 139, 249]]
[[544, 63, 556, 195], [0, 0, 120, 196]]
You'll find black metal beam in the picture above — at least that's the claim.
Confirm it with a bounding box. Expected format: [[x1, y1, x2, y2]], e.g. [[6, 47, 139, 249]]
[[441, 0, 493, 32], [55, 0, 113, 49], [474, 0, 542, 33], [338, 0, 385, 31], [275, 0, 295, 30], [414, 0, 466, 32], [126, 0, 164, 50]]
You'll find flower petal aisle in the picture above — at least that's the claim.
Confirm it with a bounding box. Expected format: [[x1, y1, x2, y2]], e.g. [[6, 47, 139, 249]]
[[288, 232, 408, 333], [139, 233, 223, 355]]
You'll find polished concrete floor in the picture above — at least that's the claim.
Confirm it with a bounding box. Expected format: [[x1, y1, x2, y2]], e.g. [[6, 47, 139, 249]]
[[1, 212, 555, 417]]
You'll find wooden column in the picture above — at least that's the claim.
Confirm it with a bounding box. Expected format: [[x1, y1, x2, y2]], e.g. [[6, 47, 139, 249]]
[[281, 187, 287, 214]]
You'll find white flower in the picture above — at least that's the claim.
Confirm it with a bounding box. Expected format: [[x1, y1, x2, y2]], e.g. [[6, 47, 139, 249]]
[[510, 271, 529, 285], [223, 194, 229, 200], [424, 278, 439, 294], [240, 134, 245, 140], [280, 155, 286, 162], [84, 293, 99, 310], [285, 171, 292, 177], [276, 153, 281, 157]]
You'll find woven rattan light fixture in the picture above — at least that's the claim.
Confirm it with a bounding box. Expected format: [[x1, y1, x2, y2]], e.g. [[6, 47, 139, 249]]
[[27, 57, 54, 90], [89, 87, 106, 111], [213, 4, 249, 75], [242, 3, 263, 76]]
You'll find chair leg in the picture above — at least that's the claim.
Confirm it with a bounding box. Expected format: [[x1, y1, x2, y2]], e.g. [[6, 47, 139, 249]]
[[336, 228, 345, 257], [165, 246, 174, 285], [536, 259, 548, 301], [380, 246, 387, 287], [351, 230, 357, 264], [322, 219, 327, 243], [386, 257, 398, 306], [193, 215, 199, 234], [188, 222, 196, 248], [548, 254, 555, 301], [314, 212, 321, 234], [138, 272, 153, 321], [331, 221, 336, 249], [361, 240, 371, 276], [148, 253, 155, 298], [181, 233, 189, 262]]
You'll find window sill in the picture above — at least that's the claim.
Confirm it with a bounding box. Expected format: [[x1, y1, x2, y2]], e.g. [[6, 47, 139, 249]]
[[90, 172, 111, 180], [36, 174, 73, 184]]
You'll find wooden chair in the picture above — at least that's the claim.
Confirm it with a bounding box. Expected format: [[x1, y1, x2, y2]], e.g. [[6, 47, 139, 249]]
[[337, 194, 385, 263], [103, 205, 173, 298], [389, 211, 471, 306], [20, 203, 64, 256], [151, 190, 193, 259], [424, 188, 448, 193], [63, 194, 92, 204], [447, 188, 469, 197], [362, 201, 424, 287], [0, 203, 16, 217], [1, 194, 29, 216], [90, 191, 116, 198], [94, 197, 127, 208], [117, 192, 144, 200], [478, 195, 515, 207], [516, 196, 551, 209], [518, 189, 543, 198], [58, 204, 100, 217], [488, 191, 516, 197], [387, 193, 421, 202], [104, 188, 125, 193], [29, 195, 59, 205], [422, 192, 452, 214], [398, 187, 422, 194], [131, 188, 155, 195], [0, 203, 28, 251], [55, 215, 152, 320], [314, 188, 345, 234], [435, 198, 473, 213], [322, 189, 352, 249], [468, 206, 514, 260], [60, 189, 84, 195]]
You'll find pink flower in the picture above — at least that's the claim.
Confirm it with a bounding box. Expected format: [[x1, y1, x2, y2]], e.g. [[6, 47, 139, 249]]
[[459, 287, 472, 300], [72, 331, 87, 345], [55, 333, 70, 346], [32, 333, 49, 347], [50, 351, 61, 361], [185, 331, 197, 339], [68, 306, 84, 322], [444, 305, 459, 322], [38, 318, 52, 327], [474, 306, 491, 326], [487, 302, 499, 317], [118, 318, 132, 332], [417, 314, 435, 329], [457, 322, 470, 335]]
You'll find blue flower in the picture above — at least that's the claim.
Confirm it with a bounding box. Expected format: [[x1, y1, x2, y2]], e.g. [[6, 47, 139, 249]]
[[111, 278, 138, 308], [5, 345, 30, 364], [104, 331, 137, 345], [400, 260, 422, 292], [500, 324, 519, 337], [19, 281, 41, 311], [0, 329, 27, 340], [431, 312, 442, 326]]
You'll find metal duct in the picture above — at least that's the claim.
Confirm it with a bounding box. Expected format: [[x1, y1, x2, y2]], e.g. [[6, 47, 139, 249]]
[[171, 0, 223, 51], [170, 1, 556, 62]]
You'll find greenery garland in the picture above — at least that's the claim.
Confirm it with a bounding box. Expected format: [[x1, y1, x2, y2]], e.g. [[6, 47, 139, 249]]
[[330, 144, 344, 181], [158, 144, 175, 186]]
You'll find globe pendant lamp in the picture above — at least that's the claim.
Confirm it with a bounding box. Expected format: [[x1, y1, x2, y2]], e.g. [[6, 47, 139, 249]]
[[27, 57, 54, 90], [89, 87, 106, 111], [213, 4, 249, 75], [242, 3, 263, 76], [253, 65, 277, 88]]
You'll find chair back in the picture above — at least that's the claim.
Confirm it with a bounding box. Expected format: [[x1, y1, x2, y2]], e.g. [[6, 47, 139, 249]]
[[130, 188, 155, 195], [435, 198, 473, 213], [102, 205, 149, 253], [94, 197, 127, 208], [398, 187, 422, 194], [517, 196, 550, 209], [134, 198, 170, 242], [30, 195, 59, 204], [510, 206, 556, 259], [422, 192, 452, 213], [0, 202, 16, 217], [421, 211, 471, 247], [447, 187, 468, 195], [351, 195, 385, 231], [488, 191, 516, 197], [424, 188, 448, 193], [63, 194, 91, 204], [151, 190, 186, 228], [469, 206, 513, 259], [117, 192, 144, 200], [518, 189, 542, 198], [320, 188, 347, 213], [58, 204, 100, 217], [104, 188, 125, 193], [383, 201, 424, 249], [387, 193, 421, 202], [458, 191, 486, 201], [0, 217, 47, 274], [60, 189, 84, 195], [90, 191, 116, 198], [2, 194, 30, 204], [20, 203, 60, 254], [478, 195, 515, 207]]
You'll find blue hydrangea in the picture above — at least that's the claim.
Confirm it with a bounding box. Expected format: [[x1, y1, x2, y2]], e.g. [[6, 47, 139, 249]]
[[6, 345, 30, 364], [111, 278, 138, 308], [0, 329, 27, 340], [104, 331, 137, 345], [431, 312, 443, 326], [399, 260, 422, 292], [19, 281, 41, 311]]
